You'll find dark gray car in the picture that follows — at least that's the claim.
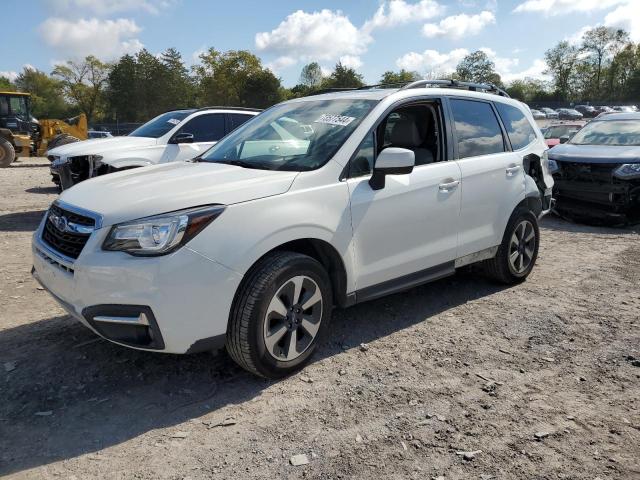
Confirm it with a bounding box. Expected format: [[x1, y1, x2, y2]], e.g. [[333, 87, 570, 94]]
[[548, 113, 640, 223]]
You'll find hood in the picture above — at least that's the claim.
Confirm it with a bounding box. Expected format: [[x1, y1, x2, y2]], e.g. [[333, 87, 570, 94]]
[[548, 143, 640, 164], [59, 161, 299, 226], [49, 136, 157, 157]]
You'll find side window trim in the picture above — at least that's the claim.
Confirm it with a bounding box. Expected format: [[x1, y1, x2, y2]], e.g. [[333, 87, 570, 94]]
[[343, 96, 447, 180], [447, 96, 509, 160]]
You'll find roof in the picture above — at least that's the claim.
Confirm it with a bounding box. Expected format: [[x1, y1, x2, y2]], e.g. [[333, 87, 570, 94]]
[[595, 112, 640, 121], [0, 91, 30, 96]]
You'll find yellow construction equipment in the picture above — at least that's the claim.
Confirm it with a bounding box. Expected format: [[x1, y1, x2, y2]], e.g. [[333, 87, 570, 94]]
[[0, 91, 88, 167]]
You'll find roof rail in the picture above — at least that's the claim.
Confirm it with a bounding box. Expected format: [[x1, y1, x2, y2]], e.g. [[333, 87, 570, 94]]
[[195, 106, 263, 112], [400, 79, 510, 98]]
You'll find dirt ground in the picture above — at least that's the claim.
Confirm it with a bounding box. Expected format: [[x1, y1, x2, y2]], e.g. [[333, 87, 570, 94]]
[[1, 157, 639, 480]]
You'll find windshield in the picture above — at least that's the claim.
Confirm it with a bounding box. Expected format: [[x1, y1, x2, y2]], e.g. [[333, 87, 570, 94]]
[[570, 120, 640, 146], [129, 110, 193, 138], [199, 98, 378, 171], [544, 125, 581, 139]]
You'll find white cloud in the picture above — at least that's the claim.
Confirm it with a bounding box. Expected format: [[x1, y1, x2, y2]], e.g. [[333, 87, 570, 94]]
[[605, 2, 640, 42], [266, 56, 297, 73], [39, 17, 144, 60], [565, 25, 593, 46], [0, 71, 19, 82], [46, 0, 171, 15], [339, 55, 363, 69], [422, 10, 495, 39], [255, 9, 372, 64], [363, 0, 445, 32], [513, 0, 626, 16], [396, 47, 549, 83], [396, 48, 470, 73], [501, 59, 549, 83]]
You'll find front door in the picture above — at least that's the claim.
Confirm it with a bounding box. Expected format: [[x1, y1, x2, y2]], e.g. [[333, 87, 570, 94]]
[[347, 102, 462, 291], [160, 113, 226, 163]]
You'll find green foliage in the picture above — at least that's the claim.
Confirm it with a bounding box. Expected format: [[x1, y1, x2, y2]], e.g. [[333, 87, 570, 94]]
[[52, 56, 110, 123], [379, 69, 421, 85], [299, 62, 323, 88], [321, 62, 364, 89], [14, 68, 70, 119], [455, 51, 502, 86], [0, 77, 14, 91], [194, 48, 283, 108]]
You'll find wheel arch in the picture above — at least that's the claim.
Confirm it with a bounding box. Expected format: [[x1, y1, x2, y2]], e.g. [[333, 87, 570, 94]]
[[235, 237, 350, 309]]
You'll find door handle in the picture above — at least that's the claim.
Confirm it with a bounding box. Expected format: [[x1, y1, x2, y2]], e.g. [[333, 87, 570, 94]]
[[438, 180, 460, 191], [506, 165, 521, 176]]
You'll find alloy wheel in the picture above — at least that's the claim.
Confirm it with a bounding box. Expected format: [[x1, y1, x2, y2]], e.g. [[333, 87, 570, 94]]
[[263, 275, 323, 361], [508, 220, 536, 274]]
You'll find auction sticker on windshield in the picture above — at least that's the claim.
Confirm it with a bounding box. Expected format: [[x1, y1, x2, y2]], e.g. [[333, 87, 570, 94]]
[[314, 114, 355, 127], [167, 118, 181, 125]]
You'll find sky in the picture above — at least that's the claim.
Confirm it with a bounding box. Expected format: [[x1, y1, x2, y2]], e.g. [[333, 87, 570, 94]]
[[2, 0, 639, 87]]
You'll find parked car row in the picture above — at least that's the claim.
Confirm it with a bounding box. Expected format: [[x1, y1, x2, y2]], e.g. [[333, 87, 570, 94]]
[[529, 105, 638, 120]]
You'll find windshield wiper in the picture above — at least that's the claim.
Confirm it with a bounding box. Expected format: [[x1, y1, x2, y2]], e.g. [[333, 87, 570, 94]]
[[213, 159, 261, 169]]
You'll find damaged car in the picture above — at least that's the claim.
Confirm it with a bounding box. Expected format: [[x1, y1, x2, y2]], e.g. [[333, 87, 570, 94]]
[[32, 80, 553, 378], [48, 107, 259, 189], [548, 112, 640, 224]]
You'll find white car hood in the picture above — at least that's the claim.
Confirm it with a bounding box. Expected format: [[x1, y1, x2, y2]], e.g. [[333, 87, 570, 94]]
[[58, 161, 299, 226], [48, 136, 157, 157]]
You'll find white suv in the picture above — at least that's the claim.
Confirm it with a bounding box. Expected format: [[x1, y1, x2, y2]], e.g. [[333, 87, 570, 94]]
[[48, 107, 259, 189], [32, 81, 553, 378]]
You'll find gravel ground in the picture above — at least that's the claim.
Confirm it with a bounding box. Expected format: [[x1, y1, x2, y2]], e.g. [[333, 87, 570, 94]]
[[1, 157, 639, 480]]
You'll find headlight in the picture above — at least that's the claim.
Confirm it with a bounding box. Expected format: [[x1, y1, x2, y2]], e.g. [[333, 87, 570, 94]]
[[103, 205, 225, 256], [613, 163, 640, 179]]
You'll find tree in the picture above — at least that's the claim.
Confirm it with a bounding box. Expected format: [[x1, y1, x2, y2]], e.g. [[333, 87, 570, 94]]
[[106, 54, 139, 122], [379, 69, 421, 85], [321, 62, 364, 89], [581, 27, 629, 96], [0, 77, 14, 91], [194, 48, 283, 108], [52, 56, 110, 122], [544, 41, 580, 100], [299, 62, 323, 89], [506, 78, 552, 103], [159, 48, 194, 111], [15, 67, 70, 118], [454, 51, 502, 85]]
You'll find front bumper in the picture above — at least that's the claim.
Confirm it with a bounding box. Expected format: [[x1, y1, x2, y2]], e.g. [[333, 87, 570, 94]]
[[32, 219, 243, 353], [553, 178, 640, 221]]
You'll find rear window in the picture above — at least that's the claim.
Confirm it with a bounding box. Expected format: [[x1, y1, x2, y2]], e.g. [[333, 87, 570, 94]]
[[450, 99, 505, 159], [495, 102, 537, 150]]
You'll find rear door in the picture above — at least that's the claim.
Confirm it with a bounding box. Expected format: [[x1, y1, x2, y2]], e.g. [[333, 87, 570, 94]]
[[448, 97, 525, 257]]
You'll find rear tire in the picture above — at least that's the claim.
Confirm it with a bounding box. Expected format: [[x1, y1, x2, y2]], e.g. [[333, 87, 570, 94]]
[[483, 207, 540, 284], [226, 251, 332, 379], [0, 138, 15, 168]]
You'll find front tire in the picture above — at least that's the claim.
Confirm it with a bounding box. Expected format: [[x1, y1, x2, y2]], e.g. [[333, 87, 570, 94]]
[[0, 138, 15, 168], [226, 251, 332, 378], [483, 207, 540, 284]]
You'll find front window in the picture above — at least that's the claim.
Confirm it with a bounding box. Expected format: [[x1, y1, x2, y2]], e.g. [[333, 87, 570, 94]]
[[543, 125, 581, 139], [9, 96, 28, 119], [129, 110, 193, 138], [570, 120, 640, 146], [199, 99, 378, 171]]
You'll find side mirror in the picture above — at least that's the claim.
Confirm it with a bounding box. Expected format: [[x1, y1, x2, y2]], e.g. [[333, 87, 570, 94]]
[[171, 132, 194, 144], [369, 147, 415, 190], [559, 136, 570, 144]]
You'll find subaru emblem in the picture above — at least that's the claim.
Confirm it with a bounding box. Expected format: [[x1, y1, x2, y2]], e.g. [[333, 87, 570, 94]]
[[49, 213, 69, 232]]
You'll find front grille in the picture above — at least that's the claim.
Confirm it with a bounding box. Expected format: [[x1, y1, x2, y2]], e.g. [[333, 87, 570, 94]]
[[41, 203, 95, 259], [554, 161, 620, 183]]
